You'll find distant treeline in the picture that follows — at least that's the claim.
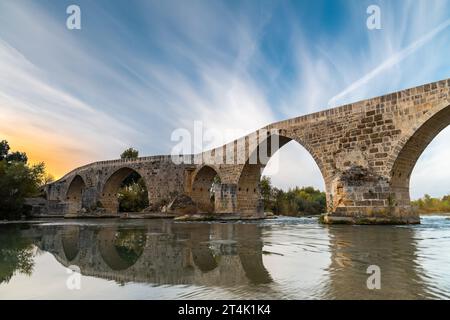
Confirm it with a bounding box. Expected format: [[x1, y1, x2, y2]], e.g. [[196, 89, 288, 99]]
[[411, 194, 450, 214], [260, 176, 326, 216]]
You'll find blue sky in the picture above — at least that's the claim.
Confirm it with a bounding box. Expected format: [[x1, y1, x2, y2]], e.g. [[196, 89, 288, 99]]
[[0, 0, 449, 198]]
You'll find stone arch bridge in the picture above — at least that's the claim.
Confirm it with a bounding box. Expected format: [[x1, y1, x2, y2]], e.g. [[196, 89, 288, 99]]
[[46, 78, 450, 224]]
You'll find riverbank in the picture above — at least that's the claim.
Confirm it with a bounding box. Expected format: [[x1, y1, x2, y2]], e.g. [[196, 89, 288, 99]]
[[9, 211, 448, 224], [174, 213, 278, 221], [417, 211, 450, 215], [3, 211, 279, 222]]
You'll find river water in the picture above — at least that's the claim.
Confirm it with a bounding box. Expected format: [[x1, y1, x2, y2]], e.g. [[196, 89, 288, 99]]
[[0, 215, 449, 299]]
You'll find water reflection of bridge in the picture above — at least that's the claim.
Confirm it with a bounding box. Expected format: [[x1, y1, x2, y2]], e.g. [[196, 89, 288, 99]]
[[34, 220, 272, 287], [325, 224, 428, 299]]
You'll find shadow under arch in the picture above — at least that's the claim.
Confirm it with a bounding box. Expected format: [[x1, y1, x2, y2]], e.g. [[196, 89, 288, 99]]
[[390, 103, 450, 205], [66, 175, 86, 213], [61, 226, 80, 262], [97, 227, 147, 271], [100, 167, 149, 213], [191, 165, 221, 213], [237, 133, 326, 215]]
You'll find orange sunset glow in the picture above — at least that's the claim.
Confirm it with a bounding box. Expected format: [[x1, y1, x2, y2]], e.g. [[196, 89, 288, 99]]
[[1, 132, 93, 179]]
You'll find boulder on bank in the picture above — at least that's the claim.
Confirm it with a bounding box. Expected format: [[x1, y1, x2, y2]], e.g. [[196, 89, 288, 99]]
[[167, 194, 198, 215], [141, 194, 197, 215], [174, 214, 213, 221], [142, 200, 169, 213]]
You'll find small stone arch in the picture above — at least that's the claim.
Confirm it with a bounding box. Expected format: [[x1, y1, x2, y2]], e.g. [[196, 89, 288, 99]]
[[66, 175, 86, 213], [191, 165, 222, 213], [100, 167, 149, 213]]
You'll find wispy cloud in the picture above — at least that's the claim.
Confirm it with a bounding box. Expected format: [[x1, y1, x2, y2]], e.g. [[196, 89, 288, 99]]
[[0, 38, 142, 175], [328, 17, 450, 107]]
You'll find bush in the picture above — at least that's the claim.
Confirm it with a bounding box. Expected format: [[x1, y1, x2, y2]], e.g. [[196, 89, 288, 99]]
[[260, 176, 326, 216], [117, 178, 149, 212], [411, 194, 450, 213]]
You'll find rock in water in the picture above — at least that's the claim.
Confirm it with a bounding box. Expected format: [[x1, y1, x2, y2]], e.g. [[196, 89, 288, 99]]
[[167, 194, 197, 214]]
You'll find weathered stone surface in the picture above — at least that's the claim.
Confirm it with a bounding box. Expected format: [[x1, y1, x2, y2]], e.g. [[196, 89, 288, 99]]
[[167, 194, 197, 214], [24, 197, 48, 216], [41, 78, 450, 224]]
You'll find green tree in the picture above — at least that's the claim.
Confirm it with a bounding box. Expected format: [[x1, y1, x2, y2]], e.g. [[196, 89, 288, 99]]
[[117, 178, 149, 212], [120, 148, 139, 159], [5, 151, 28, 163], [0, 140, 47, 220], [42, 173, 55, 186], [210, 175, 221, 203], [411, 193, 450, 213], [260, 176, 273, 210], [260, 176, 326, 216], [0, 140, 10, 160]]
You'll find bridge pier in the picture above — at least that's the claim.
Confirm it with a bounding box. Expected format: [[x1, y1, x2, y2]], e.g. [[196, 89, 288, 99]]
[[214, 183, 237, 214], [322, 167, 420, 224], [213, 183, 264, 218], [323, 205, 420, 225], [100, 196, 119, 213]]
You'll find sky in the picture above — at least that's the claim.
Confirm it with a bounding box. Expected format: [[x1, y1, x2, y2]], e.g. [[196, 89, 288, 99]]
[[0, 0, 449, 199]]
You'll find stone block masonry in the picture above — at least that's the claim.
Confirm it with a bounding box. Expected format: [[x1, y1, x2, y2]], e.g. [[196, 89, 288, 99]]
[[44, 78, 450, 224]]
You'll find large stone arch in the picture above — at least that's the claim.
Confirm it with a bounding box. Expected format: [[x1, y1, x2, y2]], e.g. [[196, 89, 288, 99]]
[[100, 166, 149, 213], [236, 132, 326, 216], [191, 165, 221, 213], [66, 175, 86, 213], [390, 102, 450, 206]]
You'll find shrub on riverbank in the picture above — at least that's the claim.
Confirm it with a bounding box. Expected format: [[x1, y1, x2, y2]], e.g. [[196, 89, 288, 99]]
[[411, 194, 450, 213], [261, 176, 326, 216], [117, 177, 149, 212]]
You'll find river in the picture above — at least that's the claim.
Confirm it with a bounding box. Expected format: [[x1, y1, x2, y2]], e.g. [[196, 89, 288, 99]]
[[0, 215, 449, 299]]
